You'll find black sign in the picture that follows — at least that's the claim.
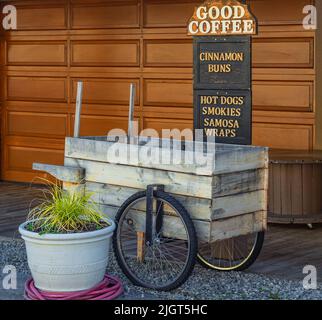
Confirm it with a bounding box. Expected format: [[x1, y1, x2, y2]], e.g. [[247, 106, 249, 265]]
[[193, 36, 252, 145], [194, 36, 251, 90], [194, 89, 252, 145]]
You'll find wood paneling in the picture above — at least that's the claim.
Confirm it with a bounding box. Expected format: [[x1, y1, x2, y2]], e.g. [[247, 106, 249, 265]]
[[0, 0, 319, 182], [316, 0, 322, 149], [253, 123, 314, 150], [144, 79, 193, 107], [7, 146, 64, 171], [7, 41, 67, 66], [144, 40, 192, 67], [253, 81, 313, 112], [143, 0, 199, 28], [71, 40, 140, 67], [15, 3, 67, 30], [7, 77, 67, 102], [253, 38, 314, 68], [71, 0, 140, 29], [71, 78, 140, 105], [143, 118, 193, 135], [249, 0, 314, 25], [7, 112, 67, 138], [74, 115, 130, 137]]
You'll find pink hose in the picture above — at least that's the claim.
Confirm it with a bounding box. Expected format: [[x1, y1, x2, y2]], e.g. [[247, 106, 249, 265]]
[[25, 275, 124, 300]]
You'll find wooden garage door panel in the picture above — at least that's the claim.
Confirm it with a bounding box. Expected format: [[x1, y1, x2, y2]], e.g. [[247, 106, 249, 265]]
[[7, 77, 67, 102], [249, 0, 313, 25], [253, 123, 313, 150], [7, 146, 64, 171], [73, 115, 130, 136], [71, 41, 140, 66], [143, 118, 193, 134], [71, 78, 140, 105], [143, 0, 199, 27], [144, 40, 192, 67], [71, 0, 140, 29], [144, 79, 193, 107], [253, 81, 313, 112], [16, 4, 67, 30], [253, 38, 314, 68], [7, 41, 67, 66], [7, 112, 67, 138]]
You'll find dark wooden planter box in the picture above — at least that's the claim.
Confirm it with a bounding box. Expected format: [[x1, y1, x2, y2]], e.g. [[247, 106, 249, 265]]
[[268, 150, 322, 224]]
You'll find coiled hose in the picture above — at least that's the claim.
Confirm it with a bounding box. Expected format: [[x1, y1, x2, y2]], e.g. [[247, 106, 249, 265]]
[[25, 274, 123, 300]]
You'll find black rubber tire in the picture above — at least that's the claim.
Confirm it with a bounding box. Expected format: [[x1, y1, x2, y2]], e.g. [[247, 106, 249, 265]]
[[197, 231, 265, 272], [113, 190, 198, 291]]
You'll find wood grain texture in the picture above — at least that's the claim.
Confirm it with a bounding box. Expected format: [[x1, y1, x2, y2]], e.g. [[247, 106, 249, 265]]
[[0, 0, 318, 182]]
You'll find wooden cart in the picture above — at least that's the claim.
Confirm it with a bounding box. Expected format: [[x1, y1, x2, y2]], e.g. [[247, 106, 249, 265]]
[[34, 135, 268, 290]]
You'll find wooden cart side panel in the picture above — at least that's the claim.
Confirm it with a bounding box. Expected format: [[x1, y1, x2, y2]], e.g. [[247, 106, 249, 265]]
[[65, 137, 268, 175], [212, 168, 267, 197], [212, 190, 267, 220], [64, 157, 214, 199], [85, 181, 267, 221], [215, 147, 269, 174], [98, 202, 266, 243], [209, 211, 267, 241], [65, 137, 215, 176]]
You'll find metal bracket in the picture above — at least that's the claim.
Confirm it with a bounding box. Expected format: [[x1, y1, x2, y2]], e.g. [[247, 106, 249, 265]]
[[145, 184, 164, 246]]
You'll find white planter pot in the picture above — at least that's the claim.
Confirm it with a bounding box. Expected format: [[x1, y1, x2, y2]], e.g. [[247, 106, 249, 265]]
[[19, 219, 116, 292]]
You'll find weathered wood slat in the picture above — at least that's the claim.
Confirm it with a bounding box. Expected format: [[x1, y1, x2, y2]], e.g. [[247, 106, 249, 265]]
[[212, 168, 267, 197], [33, 163, 85, 183], [85, 182, 213, 221], [65, 137, 215, 176], [99, 203, 265, 243], [65, 137, 268, 175], [64, 158, 214, 199], [84, 182, 266, 221]]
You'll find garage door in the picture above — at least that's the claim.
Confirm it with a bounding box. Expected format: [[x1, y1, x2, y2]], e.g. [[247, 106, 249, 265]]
[[0, 0, 316, 182]]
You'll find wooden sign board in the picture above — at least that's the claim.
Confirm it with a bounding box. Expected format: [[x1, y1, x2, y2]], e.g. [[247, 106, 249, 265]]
[[194, 89, 252, 145], [194, 36, 251, 90], [189, 0, 256, 146], [188, 0, 257, 36]]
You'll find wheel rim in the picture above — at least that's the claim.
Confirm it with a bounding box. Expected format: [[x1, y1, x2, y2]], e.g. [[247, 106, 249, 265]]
[[116, 196, 192, 289], [197, 233, 259, 271]]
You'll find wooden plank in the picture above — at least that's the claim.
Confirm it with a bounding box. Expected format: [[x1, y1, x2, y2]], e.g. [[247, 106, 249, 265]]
[[65, 137, 215, 176], [137, 232, 145, 263], [99, 203, 266, 242], [86, 182, 214, 221], [65, 137, 268, 176], [33, 163, 85, 183], [86, 181, 266, 221], [64, 158, 213, 199], [272, 163, 282, 215], [302, 164, 313, 216], [209, 211, 267, 241], [213, 168, 267, 197], [215, 147, 269, 174], [290, 164, 303, 216], [212, 190, 267, 220]]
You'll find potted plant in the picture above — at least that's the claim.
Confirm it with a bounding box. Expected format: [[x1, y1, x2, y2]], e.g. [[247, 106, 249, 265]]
[[19, 182, 115, 292]]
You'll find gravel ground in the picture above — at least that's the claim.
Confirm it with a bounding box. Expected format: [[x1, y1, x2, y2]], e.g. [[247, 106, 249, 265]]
[[1, 239, 322, 300]]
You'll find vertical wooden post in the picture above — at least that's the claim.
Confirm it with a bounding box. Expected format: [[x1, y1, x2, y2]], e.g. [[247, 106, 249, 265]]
[[128, 83, 136, 143], [137, 231, 145, 263], [74, 81, 83, 138]]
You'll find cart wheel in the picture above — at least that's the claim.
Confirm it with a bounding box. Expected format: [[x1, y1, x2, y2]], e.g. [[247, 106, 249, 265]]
[[197, 231, 265, 271], [113, 190, 197, 291]]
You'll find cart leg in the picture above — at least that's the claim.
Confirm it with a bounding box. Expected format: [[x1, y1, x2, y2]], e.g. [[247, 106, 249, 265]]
[[137, 231, 145, 263]]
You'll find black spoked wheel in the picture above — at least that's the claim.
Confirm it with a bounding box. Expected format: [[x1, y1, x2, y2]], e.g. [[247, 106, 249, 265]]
[[197, 231, 265, 271], [113, 190, 197, 291]]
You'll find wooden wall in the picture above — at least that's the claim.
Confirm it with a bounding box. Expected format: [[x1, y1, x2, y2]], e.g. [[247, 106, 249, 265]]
[[0, 0, 318, 182], [316, 0, 322, 150]]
